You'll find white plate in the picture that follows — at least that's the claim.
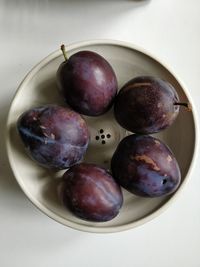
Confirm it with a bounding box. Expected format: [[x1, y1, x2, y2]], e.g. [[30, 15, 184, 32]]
[[6, 40, 198, 233]]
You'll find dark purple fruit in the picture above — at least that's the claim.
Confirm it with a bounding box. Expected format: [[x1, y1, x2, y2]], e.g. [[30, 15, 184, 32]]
[[111, 135, 181, 197], [114, 76, 189, 134], [57, 45, 118, 116], [17, 105, 89, 169], [60, 163, 123, 222]]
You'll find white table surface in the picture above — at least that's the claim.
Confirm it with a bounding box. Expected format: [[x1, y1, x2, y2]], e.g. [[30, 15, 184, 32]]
[[0, 0, 200, 266]]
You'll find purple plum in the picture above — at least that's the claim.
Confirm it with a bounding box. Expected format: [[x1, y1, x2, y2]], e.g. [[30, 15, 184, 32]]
[[60, 163, 123, 222], [114, 76, 185, 134], [111, 135, 181, 197], [17, 105, 90, 169], [57, 45, 118, 116]]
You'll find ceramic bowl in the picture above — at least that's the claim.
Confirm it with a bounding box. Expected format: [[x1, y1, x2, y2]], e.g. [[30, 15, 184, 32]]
[[6, 40, 198, 233]]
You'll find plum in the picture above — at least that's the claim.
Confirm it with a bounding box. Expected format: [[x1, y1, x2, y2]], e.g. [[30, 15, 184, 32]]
[[57, 45, 118, 116], [114, 76, 189, 134], [17, 105, 90, 169], [60, 163, 123, 222], [111, 135, 181, 197]]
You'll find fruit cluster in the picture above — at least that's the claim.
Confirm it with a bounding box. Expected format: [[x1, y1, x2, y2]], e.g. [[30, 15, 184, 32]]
[[17, 45, 189, 222]]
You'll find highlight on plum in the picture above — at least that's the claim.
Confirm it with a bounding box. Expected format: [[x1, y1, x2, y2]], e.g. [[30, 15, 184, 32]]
[[17, 105, 90, 169]]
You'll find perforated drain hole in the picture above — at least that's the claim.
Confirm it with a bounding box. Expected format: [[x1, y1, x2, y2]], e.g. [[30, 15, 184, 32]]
[[95, 129, 112, 145], [162, 178, 167, 185]]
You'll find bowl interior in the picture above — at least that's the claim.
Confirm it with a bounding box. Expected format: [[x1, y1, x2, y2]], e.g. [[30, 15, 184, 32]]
[[7, 41, 196, 232]]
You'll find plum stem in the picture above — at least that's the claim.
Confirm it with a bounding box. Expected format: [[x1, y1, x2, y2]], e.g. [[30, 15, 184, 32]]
[[61, 44, 68, 61], [174, 102, 192, 111]]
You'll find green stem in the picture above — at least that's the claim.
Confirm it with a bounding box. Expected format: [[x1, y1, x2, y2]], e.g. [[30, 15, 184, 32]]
[[61, 44, 68, 61]]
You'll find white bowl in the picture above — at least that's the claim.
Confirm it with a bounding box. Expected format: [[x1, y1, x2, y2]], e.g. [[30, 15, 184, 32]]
[[6, 40, 198, 233]]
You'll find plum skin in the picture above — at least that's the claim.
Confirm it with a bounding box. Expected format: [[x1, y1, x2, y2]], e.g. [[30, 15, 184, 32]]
[[17, 105, 90, 169], [60, 163, 123, 222], [114, 76, 180, 134], [57, 50, 118, 116], [111, 135, 181, 197]]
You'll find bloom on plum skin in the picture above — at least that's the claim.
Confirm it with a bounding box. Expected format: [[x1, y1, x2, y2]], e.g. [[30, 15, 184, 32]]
[[17, 105, 90, 169]]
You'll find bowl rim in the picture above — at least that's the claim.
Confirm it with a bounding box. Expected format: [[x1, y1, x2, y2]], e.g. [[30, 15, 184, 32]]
[[6, 39, 199, 233]]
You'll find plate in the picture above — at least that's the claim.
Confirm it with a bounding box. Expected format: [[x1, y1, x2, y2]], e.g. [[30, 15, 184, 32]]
[[6, 40, 198, 233]]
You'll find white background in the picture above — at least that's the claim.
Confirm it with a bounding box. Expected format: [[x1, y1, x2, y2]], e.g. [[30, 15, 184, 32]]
[[0, 0, 200, 266]]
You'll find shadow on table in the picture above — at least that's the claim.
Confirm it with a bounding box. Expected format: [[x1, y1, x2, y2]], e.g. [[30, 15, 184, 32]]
[[4, 0, 151, 2], [2, 0, 151, 42], [3, 0, 151, 8]]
